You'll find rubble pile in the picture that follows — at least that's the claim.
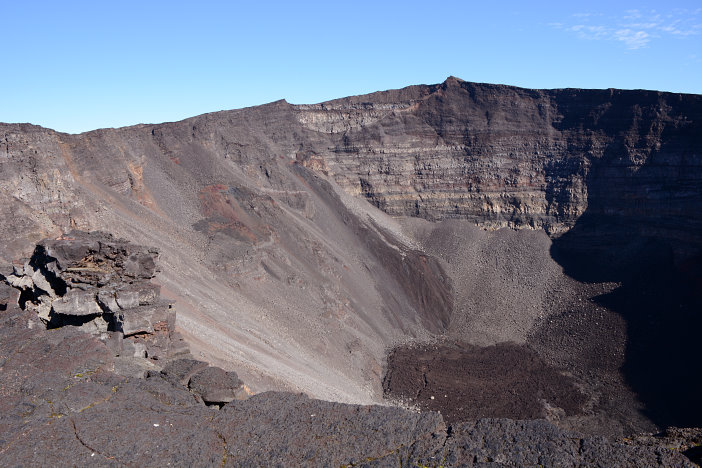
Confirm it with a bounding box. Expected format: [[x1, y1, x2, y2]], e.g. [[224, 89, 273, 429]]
[[5, 231, 189, 363]]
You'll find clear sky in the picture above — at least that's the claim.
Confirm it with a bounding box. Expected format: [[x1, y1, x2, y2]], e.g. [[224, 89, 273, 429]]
[[2, 1, 701, 133]]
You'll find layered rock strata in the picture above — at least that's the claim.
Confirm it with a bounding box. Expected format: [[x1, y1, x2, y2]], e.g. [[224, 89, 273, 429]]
[[299, 78, 702, 257]]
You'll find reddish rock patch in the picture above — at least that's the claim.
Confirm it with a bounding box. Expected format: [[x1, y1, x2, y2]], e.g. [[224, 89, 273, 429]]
[[196, 185, 270, 243]]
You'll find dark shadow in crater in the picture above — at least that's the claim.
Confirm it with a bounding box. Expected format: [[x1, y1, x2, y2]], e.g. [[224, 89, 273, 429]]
[[683, 445, 702, 466], [553, 224, 702, 429], [549, 92, 702, 429]]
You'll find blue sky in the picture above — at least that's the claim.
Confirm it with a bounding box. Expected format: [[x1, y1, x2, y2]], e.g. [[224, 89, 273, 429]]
[[2, 1, 701, 133]]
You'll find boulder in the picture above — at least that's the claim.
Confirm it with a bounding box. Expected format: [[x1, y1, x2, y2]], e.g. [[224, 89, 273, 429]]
[[51, 289, 101, 316], [160, 358, 209, 386], [120, 301, 172, 336], [115, 283, 160, 309], [188, 366, 245, 405], [96, 289, 119, 312]]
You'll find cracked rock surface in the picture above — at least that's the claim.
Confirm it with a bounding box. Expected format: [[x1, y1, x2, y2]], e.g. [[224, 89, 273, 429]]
[[5, 231, 187, 364]]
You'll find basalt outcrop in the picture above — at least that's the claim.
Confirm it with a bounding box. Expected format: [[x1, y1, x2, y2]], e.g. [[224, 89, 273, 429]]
[[0, 232, 249, 405], [5, 231, 187, 370]]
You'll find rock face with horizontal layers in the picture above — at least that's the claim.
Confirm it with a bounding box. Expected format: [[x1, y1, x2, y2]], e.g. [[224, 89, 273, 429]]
[[300, 78, 702, 247], [0, 78, 700, 456]]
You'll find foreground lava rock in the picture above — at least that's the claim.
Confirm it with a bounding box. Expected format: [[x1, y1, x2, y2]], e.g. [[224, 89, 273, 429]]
[[4, 231, 189, 369], [0, 234, 698, 466], [0, 231, 249, 403]]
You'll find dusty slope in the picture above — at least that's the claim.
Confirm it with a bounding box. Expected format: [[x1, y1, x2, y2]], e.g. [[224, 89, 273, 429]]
[[0, 105, 452, 404]]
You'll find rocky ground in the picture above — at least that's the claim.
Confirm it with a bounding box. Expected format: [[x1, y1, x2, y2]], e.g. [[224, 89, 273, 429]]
[[0, 234, 697, 466], [383, 342, 587, 425], [0, 232, 699, 466]]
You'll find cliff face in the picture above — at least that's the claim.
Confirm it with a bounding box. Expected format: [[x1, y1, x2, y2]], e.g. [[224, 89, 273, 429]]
[[297, 78, 702, 249], [0, 78, 700, 427]]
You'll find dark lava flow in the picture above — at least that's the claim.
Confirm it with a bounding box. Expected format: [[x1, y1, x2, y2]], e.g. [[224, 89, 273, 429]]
[[383, 342, 587, 425]]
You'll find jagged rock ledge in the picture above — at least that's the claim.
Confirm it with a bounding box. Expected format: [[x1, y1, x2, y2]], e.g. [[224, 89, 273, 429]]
[[1, 231, 249, 404]]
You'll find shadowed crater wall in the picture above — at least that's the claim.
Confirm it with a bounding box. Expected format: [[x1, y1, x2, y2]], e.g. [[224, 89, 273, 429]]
[[543, 91, 702, 429], [550, 188, 702, 430]]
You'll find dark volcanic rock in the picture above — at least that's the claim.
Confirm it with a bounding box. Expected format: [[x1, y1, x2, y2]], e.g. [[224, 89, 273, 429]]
[[625, 427, 702, 466], [384, 342, 587, 425], [51, 289, 104, 316], [439, 419, 696, 467], [214, 391, 447, 466], [188, 366, 245, 405], [211, 393, 695, 467], [69, 375, 222, 466], [160, 358, 209, 386], [3, 231, 187, 368]]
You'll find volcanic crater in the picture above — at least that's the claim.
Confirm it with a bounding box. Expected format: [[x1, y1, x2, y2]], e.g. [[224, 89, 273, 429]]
[[1, 77, 701, 465]]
